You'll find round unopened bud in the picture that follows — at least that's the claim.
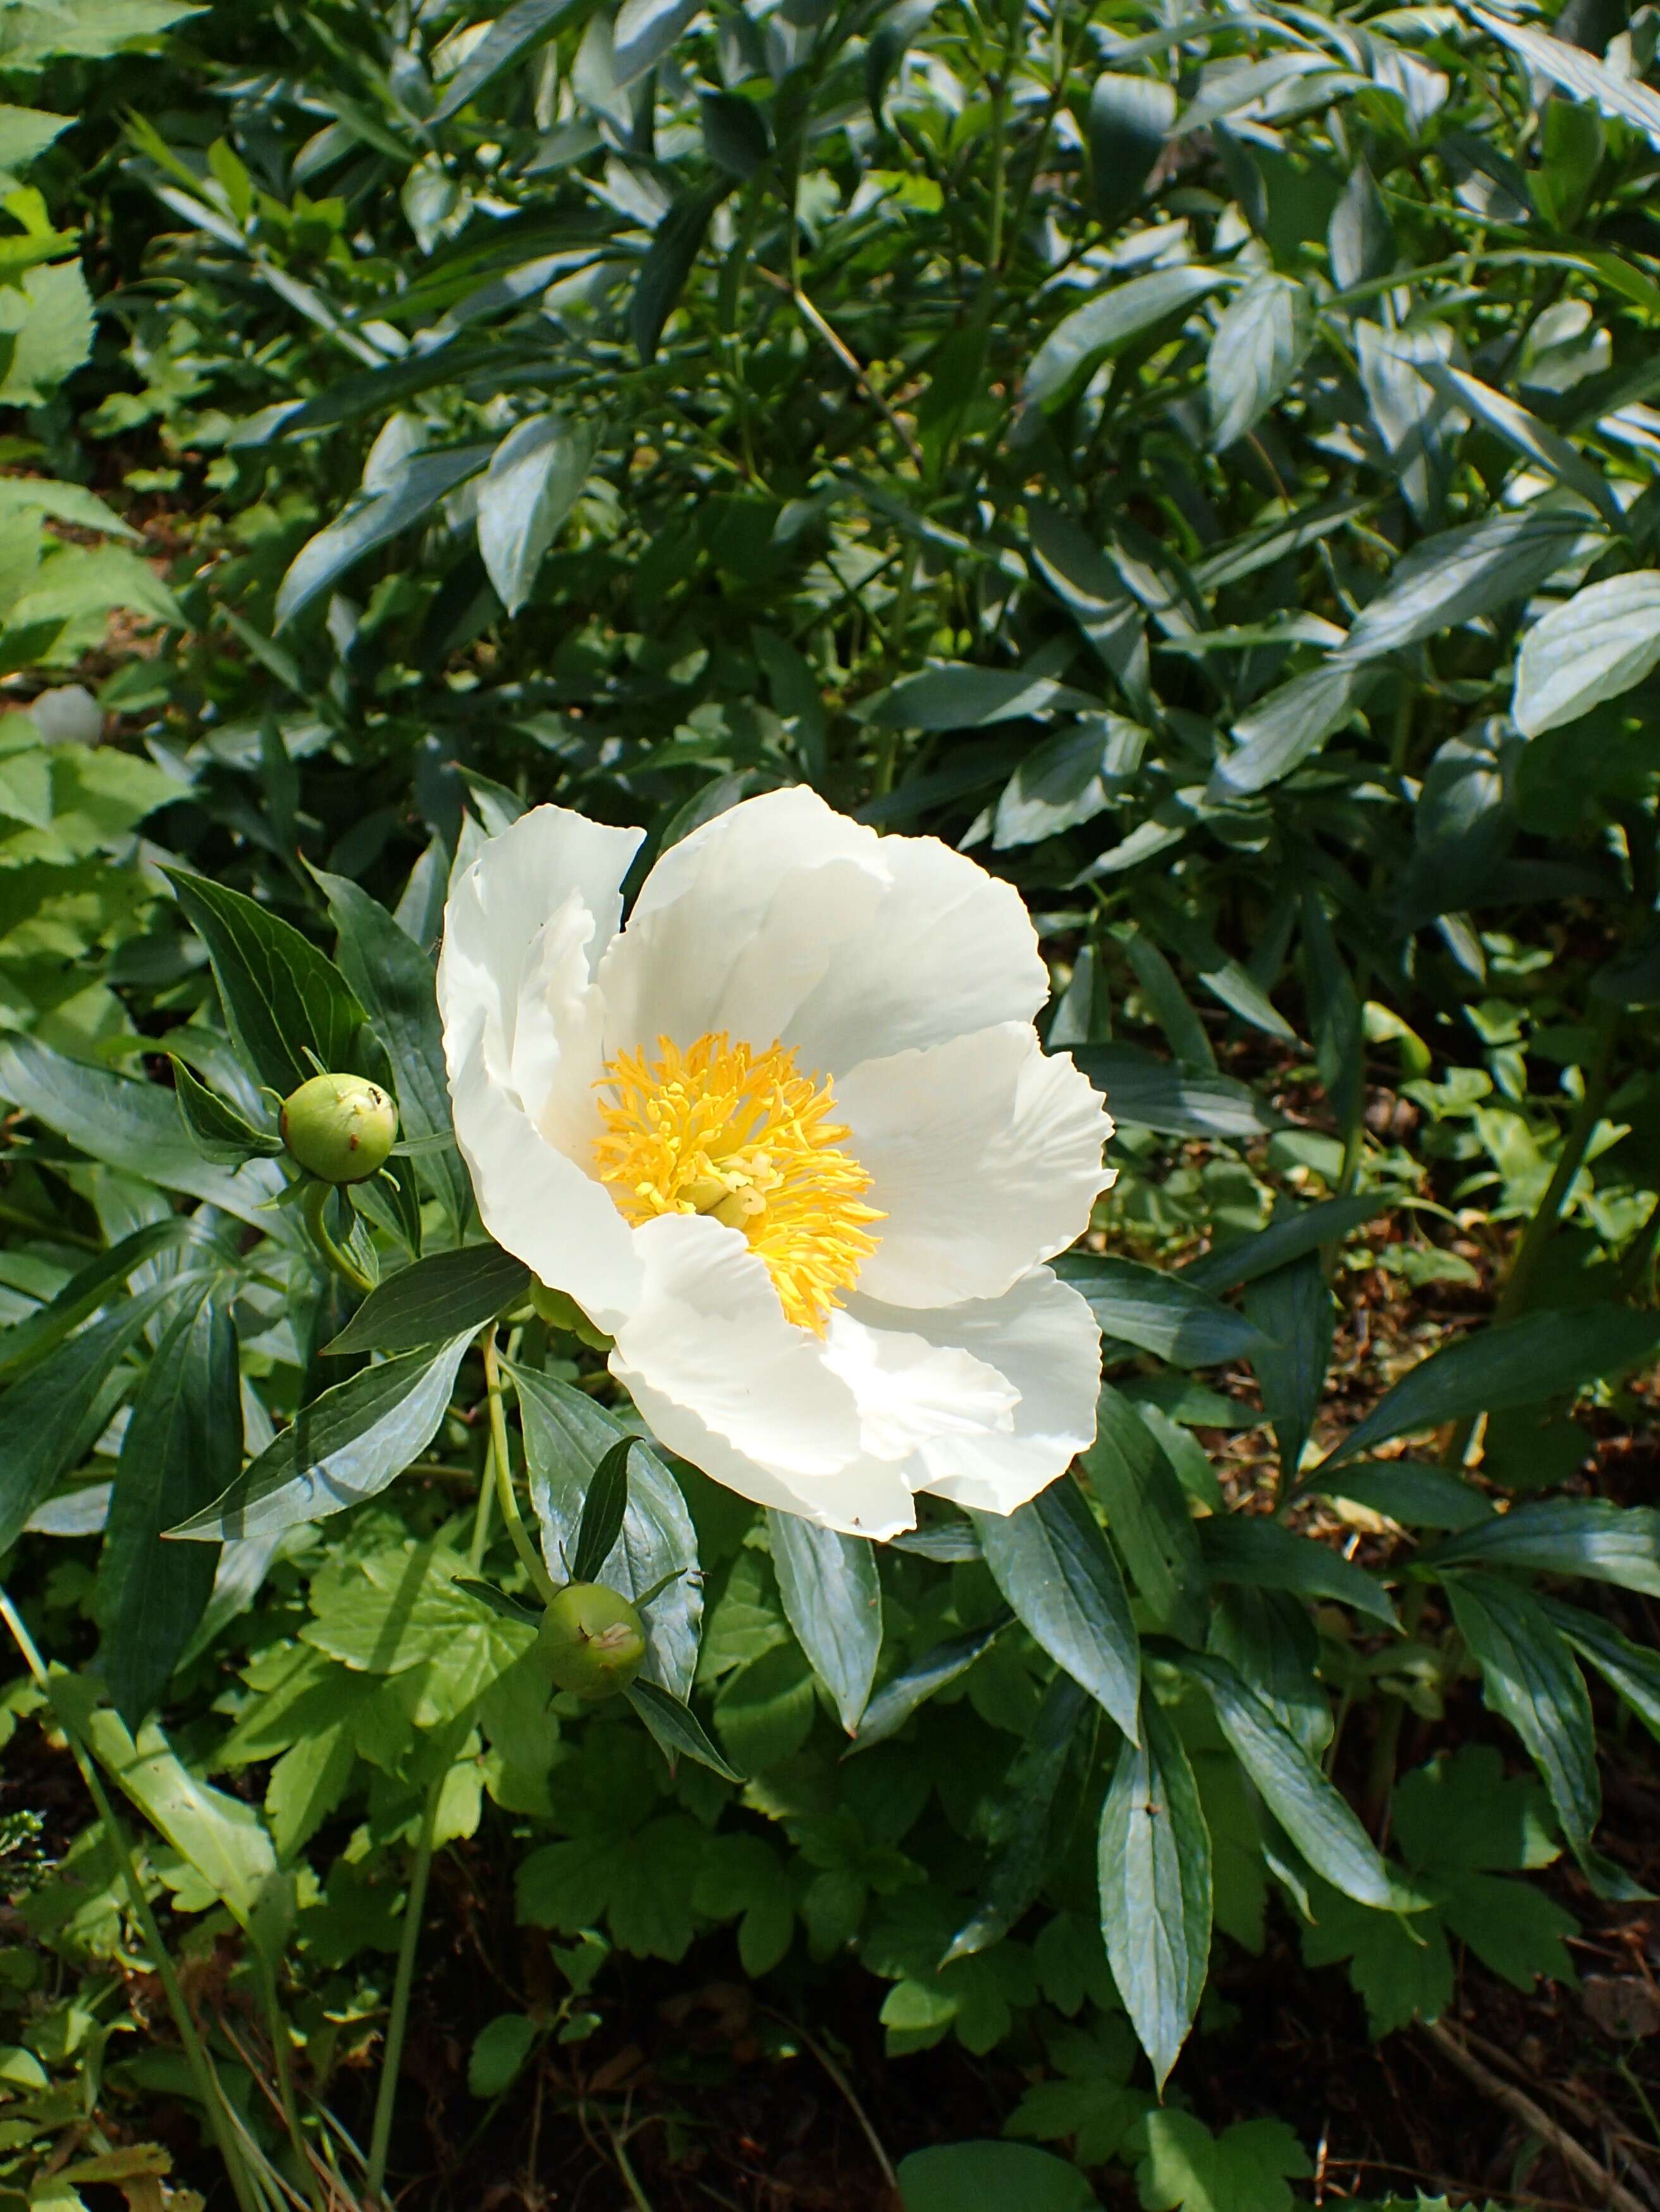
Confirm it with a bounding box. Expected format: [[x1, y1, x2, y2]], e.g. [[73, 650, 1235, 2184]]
[[280, 1072, 398, 1184], [538, 1583, 646, 1700]]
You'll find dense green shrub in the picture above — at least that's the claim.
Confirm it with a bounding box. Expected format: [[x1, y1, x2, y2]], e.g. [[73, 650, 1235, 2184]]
[[3, 0, 1660, 2204]]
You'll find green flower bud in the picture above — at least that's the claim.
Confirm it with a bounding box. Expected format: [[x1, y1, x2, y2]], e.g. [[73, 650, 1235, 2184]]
[[529, 1279, 612, 1349], [280, 1072, 398, 1185], [537, 1582, 646, 1700]]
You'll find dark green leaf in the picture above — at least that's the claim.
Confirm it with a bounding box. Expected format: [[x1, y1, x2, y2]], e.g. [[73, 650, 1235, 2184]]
[[1242, 1255, 1332, 1476], [1088, 70, 1175, 225], [898, 2141, 1100, 2212], [1541, 1595, 1660, 1745], [506, 1360, 700, 1699], [1100, 1688, 1212, 2089], [167, 1336, 473, 1540], [313, 866, 473, 1234], [431, 0, 586, 122], [1025, 267, 1227, 410], [971, 1477, 1141, 1736], [0, 1036, 278, 1226], [1444, 1573, 1600, 1866], [456, 1577, 544, 1629], [631, 185, 729, 363], [845, 1620, 1008, 1754], [701, 90, 770, 178], [1181, 1197, 1384, 1294], [1198, 1515, 1397, 1628], [0, 1280, 190, 1556], [1322, 1308, 1660, 1468], [572, 1437, 634, 1584], [169, 1058, 283, 1165], [165, 869, 367, 1098], [0, 1222, 190, 1384], [1309, 1462, 1495, 1531], [1340, 507, 1592, 664], [1056, 1253, 1274, 1368], [274, 443, 495, 627], [1083, 1387, 1208, 1645], [1070, 1044, 1283, 1140], [101, 1287, 241, 1729], [866, 0, 937, 120], [1177, 1650, 1413, 1910], [868, 663, 1095, 732], [766, 1510, 882, 1735], [624, 1678, 744, 1783], [1425, 1500, 1660, 1596], [945, 1672, 1095, 1962], [324, 1243, 529, 1355]]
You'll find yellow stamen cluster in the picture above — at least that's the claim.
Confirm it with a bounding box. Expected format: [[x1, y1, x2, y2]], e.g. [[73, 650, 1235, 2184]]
[[593, 1032, 883, 1334]]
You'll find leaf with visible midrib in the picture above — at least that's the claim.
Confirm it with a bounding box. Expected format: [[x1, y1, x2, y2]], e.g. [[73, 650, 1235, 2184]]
[[972, 1478, 1140, 1736], [166, 868, 367, 1098], [1100, 1689, 1212, 2089], [168, 1336, 472, 1541], [325, 1244, 529, 1355], [767, 1510, 883, 1735]]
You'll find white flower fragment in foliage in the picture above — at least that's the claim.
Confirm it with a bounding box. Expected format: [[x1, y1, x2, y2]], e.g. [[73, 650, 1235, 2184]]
[[438, 789, 1114, 1537]]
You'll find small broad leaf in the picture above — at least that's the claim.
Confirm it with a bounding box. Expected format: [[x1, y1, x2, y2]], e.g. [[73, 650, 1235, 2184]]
[[431, 0, 584, 122], [274, 443, 493, 627], [898, 2141, 1100, 2212], [766, 1510, 882, 1735], [624, 1678, 744, 1783], [468, 2013, 537, 2098], [1207, 274, 1312, 450], [572, 1437, 634, 1584], [1088, 70, 1175, 226], [169, 1057, 283, 1165], [165, 869, 367, 1099], [325, 1244, 530, 1355], [1024, 266, 1229, 410], [168, 1336, 473, 1540], [51, 1676, 277, 1928], [1099, 1688, 1212, 2090], [1513, 570, 1660, 736], [1056, 1253, 1273, 1368], [1178, 1651, 1416, 1911], [1135, 2111, 1309, 2212], [1322, 1306, 1660, 1467], [972, 1477, 1141, 1736], [477, 413, 598, 615], [1210, 661, 1365, 799], [1339, 506, 1592, 665]]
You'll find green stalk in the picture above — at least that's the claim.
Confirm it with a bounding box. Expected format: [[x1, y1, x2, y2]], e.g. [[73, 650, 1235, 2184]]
[[300, 1180, 376, 1297], [364, 1725, 464, 2206], [0, 1587, 267, 2212], [483, 1331, 560, 1605]]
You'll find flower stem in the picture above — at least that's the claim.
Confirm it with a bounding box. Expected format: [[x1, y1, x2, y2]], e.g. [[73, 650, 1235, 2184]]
[[366, 1725, 464, 2206], [483, 1331, 560, 1604], [300, 1180, 376, 1296], [0, 1586, 267, 2212]]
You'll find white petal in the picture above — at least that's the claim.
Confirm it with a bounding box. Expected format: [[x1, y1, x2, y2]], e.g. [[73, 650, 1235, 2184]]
[[821, 1310, 1018, 1461], [596, 785, 1048, 1070], [837, 1024, 1114, 1306], [844, 1269, 1102, 1516], [445, 998, 642, 1329], [438, 804, 645, 1327], [608, 1213, 919, 1538]]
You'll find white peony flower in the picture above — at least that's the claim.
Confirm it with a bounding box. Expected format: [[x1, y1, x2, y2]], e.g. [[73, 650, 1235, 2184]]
[[437, 787, 1114, 1539]]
